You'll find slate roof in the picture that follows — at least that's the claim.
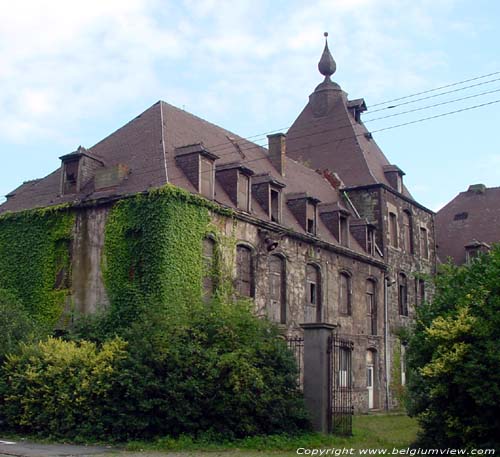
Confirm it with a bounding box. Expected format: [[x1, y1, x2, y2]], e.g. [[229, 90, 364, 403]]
[[286, 41, 413, 199], [0, 101, 374, 257], [435, 185, 500, 264]]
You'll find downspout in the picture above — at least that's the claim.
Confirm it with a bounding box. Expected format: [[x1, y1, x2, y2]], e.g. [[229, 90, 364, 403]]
[[384, 275, 390, 411]]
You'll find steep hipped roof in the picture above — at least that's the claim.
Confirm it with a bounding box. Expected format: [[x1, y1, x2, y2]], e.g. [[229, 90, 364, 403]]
[[286, 38, 412, 199], [435, 184, 500, 264], [0, 100, 373, 256]]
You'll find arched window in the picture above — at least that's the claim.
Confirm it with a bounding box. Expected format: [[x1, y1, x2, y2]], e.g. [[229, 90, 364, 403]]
[[403, 211, 413, 254], [305, 264, 321, 323], [339, 272, 352, 315], [398, 273, 408, 316], [202, 237, 216, 301], [236, 244, 254, 298], [268, 255, 286, 324], [366, 279, 377, 335]]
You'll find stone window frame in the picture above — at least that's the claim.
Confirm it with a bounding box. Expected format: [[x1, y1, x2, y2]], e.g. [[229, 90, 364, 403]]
[[398, 272, 409, 316], [305, 262, 322, 323], [366, 277, 378, 336], [268, 253, 287, 325], [402, 210, 414, 254], [235, 242, 255, 298], [339, 270, 353, 316]]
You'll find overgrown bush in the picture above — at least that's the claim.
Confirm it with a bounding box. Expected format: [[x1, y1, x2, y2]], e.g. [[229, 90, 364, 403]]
[[0, 288, 40, 361], [406, 245, 500, 450], [2, 300, 309, 441]]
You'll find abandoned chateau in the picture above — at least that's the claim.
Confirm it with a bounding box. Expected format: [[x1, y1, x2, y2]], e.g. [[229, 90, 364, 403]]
[[0, 40, 437, 414]]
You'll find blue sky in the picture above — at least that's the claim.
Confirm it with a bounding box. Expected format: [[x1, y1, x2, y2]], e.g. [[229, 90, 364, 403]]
[[1, 0, 499, 211]]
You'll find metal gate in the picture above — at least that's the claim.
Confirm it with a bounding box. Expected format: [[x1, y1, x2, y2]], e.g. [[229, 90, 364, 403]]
[[328, 333, 354, 435], [286, 336, 304, 389]]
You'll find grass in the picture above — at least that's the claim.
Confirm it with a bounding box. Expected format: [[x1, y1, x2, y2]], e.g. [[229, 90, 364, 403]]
[[124, 413, 419, 455]]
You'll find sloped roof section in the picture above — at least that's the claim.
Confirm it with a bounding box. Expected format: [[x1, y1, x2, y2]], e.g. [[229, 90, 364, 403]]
[[436, 185, 500, 264]]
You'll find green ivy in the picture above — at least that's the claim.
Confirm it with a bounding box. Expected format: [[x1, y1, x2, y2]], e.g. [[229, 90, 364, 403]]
[[102, 185, 231, 328], [0, 207, 75, 327]]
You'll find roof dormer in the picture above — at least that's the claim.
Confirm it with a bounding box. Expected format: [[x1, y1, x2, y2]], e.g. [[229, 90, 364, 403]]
[[347, 98, 367, 123], [350, 217, 376, 255], [286, 192, 321, 235], [383, 164, 405, 193], [319, 203, 351, 247], [59, 146, 104, 196], [252, 174, 286, 223], [216, 162, 254, 212], [175, 143, 219, 199]]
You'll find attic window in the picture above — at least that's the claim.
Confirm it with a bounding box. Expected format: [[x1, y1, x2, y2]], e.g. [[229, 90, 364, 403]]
[[306, 201, 316, 235], [200, 156, 214, 198], [270, 188, 281, 223], [454, 212, 469, 221], [339, 215, 349, 247], [62, 160, 79, 194], [238, 173, 250, 211], [367, 227, 375, 255]]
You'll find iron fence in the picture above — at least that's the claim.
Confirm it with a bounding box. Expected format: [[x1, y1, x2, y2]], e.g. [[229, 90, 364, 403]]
[[286, 335, 304, 389]]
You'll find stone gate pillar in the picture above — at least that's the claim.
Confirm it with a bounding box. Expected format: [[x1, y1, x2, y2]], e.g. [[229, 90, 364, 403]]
[[300, 322, 337, 433]]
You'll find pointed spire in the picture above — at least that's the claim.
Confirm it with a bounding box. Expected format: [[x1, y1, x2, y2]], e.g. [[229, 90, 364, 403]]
[[318, 32, 336, 79]]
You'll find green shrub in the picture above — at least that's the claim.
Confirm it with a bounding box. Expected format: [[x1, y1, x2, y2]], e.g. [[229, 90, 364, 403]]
[[2, 300, 310, 441], [2, 337, 128, 439], [0, 288, 39, 361], [406, 245, 500, 450]]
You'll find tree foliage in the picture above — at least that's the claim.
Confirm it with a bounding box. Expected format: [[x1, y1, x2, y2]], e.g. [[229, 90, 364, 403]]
[[406, 245, 500, 450]]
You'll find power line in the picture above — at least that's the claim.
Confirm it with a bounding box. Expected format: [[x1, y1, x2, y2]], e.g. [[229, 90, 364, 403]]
[[364, 76, 500, 115], [364, 87, 500, 123], [368, 70, 500, 107]]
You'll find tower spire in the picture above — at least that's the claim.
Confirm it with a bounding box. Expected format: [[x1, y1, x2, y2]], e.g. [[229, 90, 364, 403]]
[[318, 32, 336, 80]]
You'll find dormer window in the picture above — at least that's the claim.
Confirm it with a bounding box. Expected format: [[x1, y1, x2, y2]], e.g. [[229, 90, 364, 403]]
[[59, 146, 104, 196], [252, 174, 286, 224], [216, 162, 254, 212], [270, 188, 281, 222], [339, 215, 349, 246], [287, 193, 320, 235], [350, 218, 375, 255], [383, 165, 405, 193], [367, 227, 375, 255], [175, 143, 219, 199], [319, 203, 350, 247], [347, 98, 367, 124]]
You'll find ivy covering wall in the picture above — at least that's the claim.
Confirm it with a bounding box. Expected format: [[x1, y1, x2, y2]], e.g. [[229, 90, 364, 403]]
[[0, 207, 75, 326], [102, 185, 231, 328]]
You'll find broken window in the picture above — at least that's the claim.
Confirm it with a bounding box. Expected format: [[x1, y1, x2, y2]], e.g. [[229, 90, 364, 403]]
[[306, 202, 316, 235], [236, 245, 253, 298], [270, 188, 281, 222], [366, 279, 377, 335], [268, 255, 286, 324], [403, 211, 413, 254], [389, 212, 398, 248], [398, 273, 408, 316], [305, 264, 321, 323], [62, 160, 79, 194], [202, 237, 216, 301], [200, 156, 214, 198], [339, 272, 352, 315]]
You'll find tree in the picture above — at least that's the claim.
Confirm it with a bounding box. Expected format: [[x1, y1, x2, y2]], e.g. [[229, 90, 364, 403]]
[[406, 245, 500, 450]]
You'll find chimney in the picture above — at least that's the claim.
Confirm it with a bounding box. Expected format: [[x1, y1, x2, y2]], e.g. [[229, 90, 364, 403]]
[[467, 184, 486, 194], [267, 133, 286, 177]]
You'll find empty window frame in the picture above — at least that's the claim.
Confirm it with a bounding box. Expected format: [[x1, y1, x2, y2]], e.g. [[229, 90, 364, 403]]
[[306, 202, 316, 235], [237, 173, 250, 211], [339, 215, 349, 246], [339, 272, 352, 315], [403, 211, 413, 254], [389, 212, 398, 248], [305, 264, 321, 323], [367, 227, 375, 256], [200, 156, 214, 198], [420, 227, 429, 259], [417, 279, 425, 306], [270, 188, 281, 223], [62, 160, 79, 194], [366, 279, 377, 335], [398, 273, 408, 316], [202, 237, 216, 301], [268, 255, 286, 324], [236, 245, 254, 298]]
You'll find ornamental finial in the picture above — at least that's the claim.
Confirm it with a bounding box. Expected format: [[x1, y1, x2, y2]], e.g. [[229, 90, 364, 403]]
[[318, 32, 336, 78]]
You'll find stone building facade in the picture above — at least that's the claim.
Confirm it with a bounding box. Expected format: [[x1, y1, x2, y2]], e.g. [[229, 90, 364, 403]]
[[0, 37, 436, 412]]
